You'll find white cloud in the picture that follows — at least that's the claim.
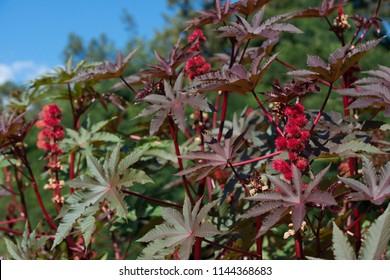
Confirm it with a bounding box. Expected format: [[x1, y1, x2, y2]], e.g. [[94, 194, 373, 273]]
[[0, 61, 52, 85], [0, 64, 14, 84]]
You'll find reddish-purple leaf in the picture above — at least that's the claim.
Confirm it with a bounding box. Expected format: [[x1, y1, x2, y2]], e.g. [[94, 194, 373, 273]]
[[245, 164, 337, 235]]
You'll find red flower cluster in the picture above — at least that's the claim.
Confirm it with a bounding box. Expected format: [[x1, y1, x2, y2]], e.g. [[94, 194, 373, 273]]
[[273, 104, 310, 180], [185, 29, 211, 80], [36, 104, 64, 155], [334, 7, 350, 30], [188, 29, 206, 52]]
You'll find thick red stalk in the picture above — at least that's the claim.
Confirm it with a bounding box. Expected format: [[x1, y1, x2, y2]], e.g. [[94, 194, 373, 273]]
[[294, 230, 304, 260], [194, 238, 202, 260]]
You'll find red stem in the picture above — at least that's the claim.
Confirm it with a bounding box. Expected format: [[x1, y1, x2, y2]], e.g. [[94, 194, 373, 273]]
[[275, 58, 336, 89], [229, 162, 251, 196], [10, 143, 58, 231], [294, 230, 304, 260], [309, 83, 333, 133], [120, 75, 138, 95], [252, 92, 284, 137], [168, 114, 195, 206], [0, 217, 26, 225], [256, 216, 263, 259], [3, 167, 20, 212], [194, 110, 206, 260], [232, 151, 282, 167], [0, 226, 53, 238], [217, 92, 229, 142], [200, 237, 261, 259], [213, 93, 221, 129], [194, 238, 202, 260], [374, 0, 382, 18], [25, 158, 58, 231], [344, 205, 371, 234], [69, 152, 75, 194], [122, 189, 182, 209]]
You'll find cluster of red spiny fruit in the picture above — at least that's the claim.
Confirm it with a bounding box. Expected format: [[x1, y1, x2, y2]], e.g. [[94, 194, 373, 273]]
[[36, 104, 64, 156], [273, 103, 310, 180], [185, 29, 211, 80]]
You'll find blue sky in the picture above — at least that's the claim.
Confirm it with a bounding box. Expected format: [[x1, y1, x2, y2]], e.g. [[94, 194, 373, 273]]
[[0, 0, 173, 84]]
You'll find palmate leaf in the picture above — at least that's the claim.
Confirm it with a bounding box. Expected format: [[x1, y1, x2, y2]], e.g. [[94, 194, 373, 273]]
[[61, 117, 121, 152], [328, 140, 385, 157], [177, 129, 245, 180], [188, 52, 278, 93], [263, 79, 321, 103], [28, 56, 95, 89], [4, 223, 50, 260], [137, 195, 219, 260], [67, 49, 138, 83], [232, 0, 272, 16], [184, 0, 236, 31], [332, 205, 390, 260], [288, 38, 384, 83], [218, 7, 302, 43], [359, 204, 390, 260], [0, 111, 35, 153], [332, 222, 356, 260], [137, 73, 213, 136], [292, 0, 347, 19], [338, 156, 390, 205], [243, 164, 337, 237], [52, 144, 152, 249], [141, 38, 199, 80], [336, 65, 390, 117]]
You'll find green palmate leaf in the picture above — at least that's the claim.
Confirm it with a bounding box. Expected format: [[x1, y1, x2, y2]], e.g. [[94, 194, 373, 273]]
[[52, 144, 152, 249], [79, 205, 99, 247], [4, 223, 50, 260], [137, 195, 219, 260], [61, 117, 121, 152], [329, 140, 385, 157], [332, 222, 355, 260], [4, 238, 23, 260], [359, 204, 390, 260], [331, 205, 390, 260]]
